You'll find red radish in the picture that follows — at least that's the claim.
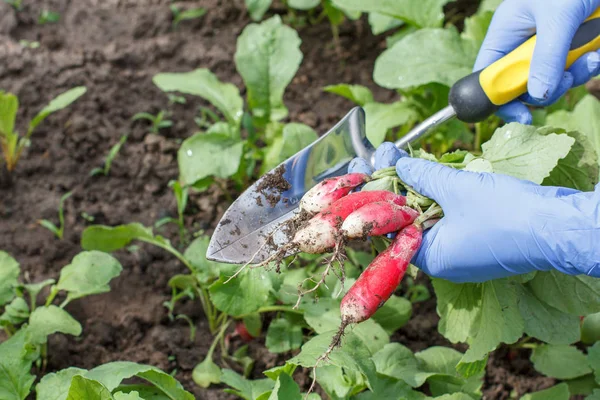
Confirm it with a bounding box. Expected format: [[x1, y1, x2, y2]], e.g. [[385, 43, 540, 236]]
[[300, 173, 370, 214], [340, 200, 419, 239], [235, 321, 254, 343], [293, 191, 406, 254], [341, 223, 423, 324]]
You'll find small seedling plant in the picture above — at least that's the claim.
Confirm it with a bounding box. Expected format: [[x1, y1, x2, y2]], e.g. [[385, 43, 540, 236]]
[[0, 87, 86, 172], [131, 110, 173, 134], [170, 4, 206, 27], [37, 191, 72, 240], [38, 9, 60, 24], [90, 134, 128, 176]]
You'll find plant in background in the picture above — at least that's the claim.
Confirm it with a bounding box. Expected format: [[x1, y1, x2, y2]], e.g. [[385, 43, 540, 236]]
[[155, 180, 189, 244], [90, 134, 128, 176], [131, 110, 173, 134], [0, 87, 86, 172], [170, 4, 207, 27], [38, 191, 72, 240], [0, 250, 124, 398], [38, 9, 60, 24], [153, 15, 314, 194], [2, 0, 21, 10]]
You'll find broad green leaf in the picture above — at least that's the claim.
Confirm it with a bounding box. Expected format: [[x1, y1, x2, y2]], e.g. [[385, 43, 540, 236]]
[[81, 223, 153, 252], [543, 130, 599, 191], [432, 279, 481, 344], [288, 0, 319, 10], [66, 376, 112, 400], [0, 251, 19, 305], [55, 251, 122, 301], [566, 374, 599, 396], [481, 123, 574, 184], [288, 331, 378, 387], [221, 369, 274, 400], [112, 385, 172, 400], [332, 0, 451, 28], [478, 0, 503, 13], [460, 280, 524, 365], [531, 345, 591, 379], [268, 373, 301, 400], [374, 28, 477, 90], [114, 392, 143, 400], [192, 358, 222, 388], [36, 367, 87, 400], [209, 268, 273, 317], [266, 318, 303, 353], [587, 342, 600, 383], [324, 84, 374, 106], [30, 87, 87, 133], [529, 271, 600, 315], [153, 69, 243, 128], [235, 15, 302, 124], [27, 306, 82, 345], [300, 297, 389, 354], [85, 362, 194, 399], [354, 375, 425, 400], [0, 330, 36, 400], [245, 0, 272, 21], [0, 91, 18, 136], [0, 297, 29, 326], [587, 390, 600, 400], [371, 295, 412, 334], [178, 133, 244, 185], [21, 279, 55, 305], [183, 236, 233, 283], [314, 365, 354, 399], [516, 284, 580, 345], [372, 343, 427, 387], [368, 12, 403, 35], [546, 96, 600, 173], [364, 101, 418, 146], [418, 347, 483, 397], [432, 394, 474, 400], [462, 11, 493, 51]]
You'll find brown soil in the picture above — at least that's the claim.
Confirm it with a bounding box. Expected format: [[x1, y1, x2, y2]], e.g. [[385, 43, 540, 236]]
[[0, 0, 571, 399], [255, 164, 291, 207]]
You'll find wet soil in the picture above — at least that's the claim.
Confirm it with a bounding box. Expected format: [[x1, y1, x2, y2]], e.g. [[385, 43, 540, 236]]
[[0, 0, 578, 399]]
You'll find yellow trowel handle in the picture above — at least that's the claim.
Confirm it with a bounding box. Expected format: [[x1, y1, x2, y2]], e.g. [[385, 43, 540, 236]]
[[449, 7, 600, 122]]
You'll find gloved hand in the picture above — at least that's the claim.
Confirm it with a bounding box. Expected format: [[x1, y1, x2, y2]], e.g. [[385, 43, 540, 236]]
[[395, 157, 600, 283], [475, 0, 600, 124]]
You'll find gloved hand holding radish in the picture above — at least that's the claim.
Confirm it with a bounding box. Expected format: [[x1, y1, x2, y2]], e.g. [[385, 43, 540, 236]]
[[350, 143, 600, 283]]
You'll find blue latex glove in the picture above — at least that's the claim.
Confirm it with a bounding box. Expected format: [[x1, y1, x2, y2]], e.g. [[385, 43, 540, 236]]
[[395, 157, 600, 283], [475, 0, 600, 124]]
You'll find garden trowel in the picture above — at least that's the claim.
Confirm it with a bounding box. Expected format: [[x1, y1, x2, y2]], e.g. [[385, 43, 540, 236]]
[[208, 7, 600, 264]]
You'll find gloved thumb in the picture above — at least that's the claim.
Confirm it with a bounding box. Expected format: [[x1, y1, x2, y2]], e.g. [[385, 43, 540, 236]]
[[396, 158, 466, 207], [528, 15, 580, 100]]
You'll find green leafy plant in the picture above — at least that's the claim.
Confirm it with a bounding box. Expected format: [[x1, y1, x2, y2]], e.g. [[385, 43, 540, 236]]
[[35, 361, 194, 399], [0, 250, 123, 399], [37, 191, 73, 240], [155, 180, 189, 243], [131, 111, 173, 134], [38, 9, 60, 24], [0, 87, 86, 172], [170, 5, 207, 27], [153, 15, 313, 192], [90, 134, 128, 176]]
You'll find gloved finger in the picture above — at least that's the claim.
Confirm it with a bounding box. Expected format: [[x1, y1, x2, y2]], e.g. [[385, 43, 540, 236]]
[[374, 142, 403, 170], [568, 51, 600, 87], [473, 2, 535, 71], [521, 72, 574, 106], [496, 101, 532, 124], [411, 217, 444, 276], [396, 157, 469, 208], [528, 14, 581, 101], [348, 157, 374, 175], [534, 185, 581, 198]]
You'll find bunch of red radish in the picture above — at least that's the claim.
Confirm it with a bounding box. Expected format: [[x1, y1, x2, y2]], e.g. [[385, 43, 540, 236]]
[[283, 172, 441, 342]]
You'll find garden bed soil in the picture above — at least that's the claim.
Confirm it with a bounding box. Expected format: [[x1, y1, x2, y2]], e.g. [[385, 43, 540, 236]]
[[0, 0, 583, 398]]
